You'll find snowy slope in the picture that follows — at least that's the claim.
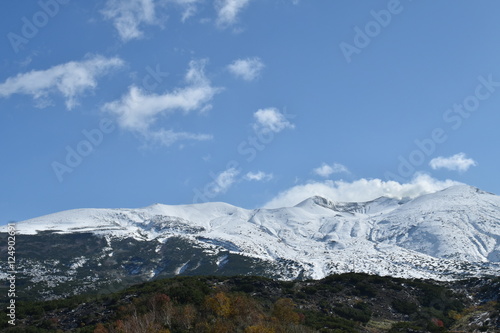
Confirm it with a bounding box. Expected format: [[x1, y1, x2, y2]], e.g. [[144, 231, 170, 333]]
[[3, 185, 500, 281], [371, 186, 500, 262]]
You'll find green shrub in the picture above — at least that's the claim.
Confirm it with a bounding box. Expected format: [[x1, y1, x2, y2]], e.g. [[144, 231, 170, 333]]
[[392, 299, 418, 315]]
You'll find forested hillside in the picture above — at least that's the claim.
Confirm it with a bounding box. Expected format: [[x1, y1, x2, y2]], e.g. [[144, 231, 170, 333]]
[[2, 273, 499, 332]]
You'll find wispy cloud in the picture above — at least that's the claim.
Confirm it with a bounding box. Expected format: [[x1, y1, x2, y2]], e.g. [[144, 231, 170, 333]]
[[215, 0, 252, 27], [227, 57, 264, 81], [313, 163, 349, 178], [102, 0, 202, 40], [103, 0, 251, 38], [264, 173, 461, 208], [102, 0, 159, 41], [429, 153, 477, 172], [0, 55, 124, 110], [102, 59, 221, 146], [213, 167, 240, 194], [146, 128, 212, 146], [253, 107, 295, 134], [245, 171, 273, 182], [170, 0, 202, 22]]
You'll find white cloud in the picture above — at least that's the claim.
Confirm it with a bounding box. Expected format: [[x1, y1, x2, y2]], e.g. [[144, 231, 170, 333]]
[[253, 108, 295, 133], [227, 57, 264, 81], [146, 128, 212, 146], [245, 171, 273, 182], [215, 0, 251, 27], [102, 0, 203, 40], [429, 153, 477, 172], [313, 163, 349, 177], [170, 0, 202, 21], [213, 167, 240, 194], [102, 0, 159, 41], [0, 55, 124, 110], [103, 59, 221, 146], [264, 173, 461, 208]]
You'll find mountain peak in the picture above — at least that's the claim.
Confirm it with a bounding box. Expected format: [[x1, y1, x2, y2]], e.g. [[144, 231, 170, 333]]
[[295, 195, 404, 215], [310, 195, 335, 207], [294, 195, 335, 209], [439, 184, 495, 196]]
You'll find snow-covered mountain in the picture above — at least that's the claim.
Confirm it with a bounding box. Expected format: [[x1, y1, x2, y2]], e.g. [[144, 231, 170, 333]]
[[2, 185, 500, 299]]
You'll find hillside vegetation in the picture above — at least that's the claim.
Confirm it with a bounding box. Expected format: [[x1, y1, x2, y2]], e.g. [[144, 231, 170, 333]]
[[2, 273, 499, 332]]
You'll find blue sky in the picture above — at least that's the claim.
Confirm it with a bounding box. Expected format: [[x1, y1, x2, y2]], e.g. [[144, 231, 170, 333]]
[[2, 0, 500, 222]]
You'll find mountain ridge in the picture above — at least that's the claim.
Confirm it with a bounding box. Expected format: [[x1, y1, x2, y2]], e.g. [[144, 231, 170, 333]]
[[1, 184, 500, 299]]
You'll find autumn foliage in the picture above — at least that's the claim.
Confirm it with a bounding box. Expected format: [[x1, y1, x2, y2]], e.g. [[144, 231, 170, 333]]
[[94, 290, 311, 333]]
